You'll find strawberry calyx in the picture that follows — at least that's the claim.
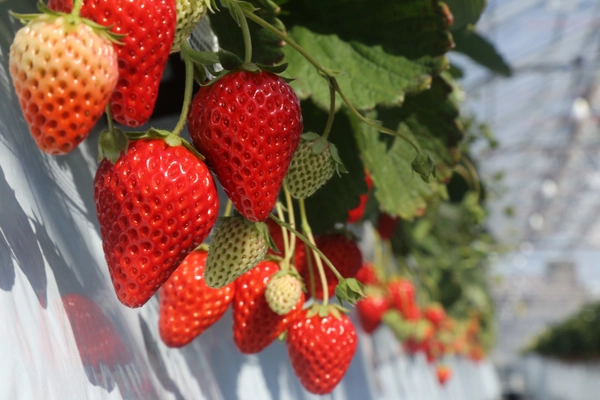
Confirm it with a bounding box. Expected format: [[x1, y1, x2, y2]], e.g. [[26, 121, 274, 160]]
[[300, 132, 347, 175], [334, 277, 364, 306], [305, 303, 348, 320], [98, 128, 205, 164], [11, 2, 125, 45]]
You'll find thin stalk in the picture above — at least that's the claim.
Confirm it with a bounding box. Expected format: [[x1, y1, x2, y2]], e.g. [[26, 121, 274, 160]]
[[237, 6, 253, 64], [172, 42, 196, 136], [268, 215, 343, 281], [322, 81, 336, 140], [284, 185, 296, 264], [299, 198, 329, 305], [306, 241, 317, 302], [275, 202, 290, 271], [105, 105, 115, 134], [72, 0, 83, 16]]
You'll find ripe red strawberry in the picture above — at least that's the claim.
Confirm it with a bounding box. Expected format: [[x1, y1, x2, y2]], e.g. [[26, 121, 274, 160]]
[[424, 303, 446, 326], [94, 139, 219, 307], [347, 171, 372, 223], [188, 70, 303, 222], [48, 0, 176, 127], [233, 260, 305, 354], [387, 278, 416, 318], [436, 365, 452, 386], [9, 12, 118, 155], [287, 307, 358, 394], [356, 288, 390, 334], [62, 293, 130, 384], [265, 218, 305, 271], [376, 213, 399, 240], [355, 263, 379, 286], [300, 233, 363, 299], [159, 250, 234, 347]]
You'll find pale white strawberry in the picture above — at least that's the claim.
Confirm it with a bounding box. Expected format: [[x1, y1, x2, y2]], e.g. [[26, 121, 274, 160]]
[[204, 216, 269, 288], [172, 0, 214, 52], [265, 272, 303, 315]]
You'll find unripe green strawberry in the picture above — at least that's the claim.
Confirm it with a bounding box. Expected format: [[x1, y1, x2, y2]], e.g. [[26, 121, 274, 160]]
[[284, 133, 346, 199], [172, 0, 214, 53], [9, 13, 118, 155], [205, 216, 269, 288], [265, 272, 303, 315]]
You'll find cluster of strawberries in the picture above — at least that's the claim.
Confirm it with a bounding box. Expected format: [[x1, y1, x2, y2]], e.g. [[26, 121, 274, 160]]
[[8, 0, 372, 394], [350, 215, 487, 387]]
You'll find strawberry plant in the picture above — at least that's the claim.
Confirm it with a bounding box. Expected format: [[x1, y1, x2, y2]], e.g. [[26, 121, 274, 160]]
[[4, 0, 506, 394]]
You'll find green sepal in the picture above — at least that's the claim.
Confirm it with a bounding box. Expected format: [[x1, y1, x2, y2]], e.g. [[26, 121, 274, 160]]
[[98, 128, 128, 163], [411, 153, 437, 183], [311, 137, 328, 154], [255, 221, 278, 253], [218, 49, 244, 71], [255, 63, 289, 74], [183, 48, 220, 66], [334, 278, 365, 306], [328, 143, 348, 174], [301, 132, 321, 141]]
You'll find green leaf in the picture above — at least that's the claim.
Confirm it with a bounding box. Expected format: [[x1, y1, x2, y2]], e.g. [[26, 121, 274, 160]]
[[284, 26, 446, 111], [353, 111, 443, 220], [284, 0, 454, 59], [452, 27, 512, 76], [443, 0, 487, 31], [210, 0, 286, 65], [301, 101, 367, 234]]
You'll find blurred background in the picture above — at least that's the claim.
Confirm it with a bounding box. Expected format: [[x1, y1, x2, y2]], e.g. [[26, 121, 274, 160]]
[[453, 0, 600, 399]]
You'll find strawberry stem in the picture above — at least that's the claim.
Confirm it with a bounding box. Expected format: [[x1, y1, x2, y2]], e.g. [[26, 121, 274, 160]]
[[283, 186, 297, 266], [72, 0, 83, 16], [172, 42, 196, 137], [322, 81, 336, 140], [459, 157, 482, 202], [242, 8, 422, 155], [269, 214, 344, 282], [275, 202, 290, 271], [237, 6, 253, 64], [105, 105, 115, 135], [299, 198, 329, 305]]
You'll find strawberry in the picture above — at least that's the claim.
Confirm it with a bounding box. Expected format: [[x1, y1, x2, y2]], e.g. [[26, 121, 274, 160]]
[[284, 133, 344, 199], [355, 263, 379, 286], [347, 171, 372, 223], [265, 218, 305, 271], [172, 0, 213, 53], [93, 139, 219, 307], [436, 365, 452, 386], [62, 293, 130, 384], [159, 250, 234, 347], [300, 233, 363, 299], [376, 213, 399, 240], [48, 0, 177, 127], [387, 278, 416, 318], [188, 70, 304, 222], [424, 303, 446, 326], [356, 288, 390, 334], [9, 12, 118, 155], [204, 216, 269, 288], [233, 260, 305, 354], [286, 307, 358, 394], [265, 272, 303, 315]]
